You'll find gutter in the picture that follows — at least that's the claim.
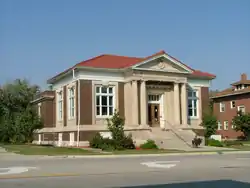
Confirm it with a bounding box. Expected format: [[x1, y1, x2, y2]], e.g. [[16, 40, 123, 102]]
[[47, 66, 126, 84], [211, 90, 250, 99]]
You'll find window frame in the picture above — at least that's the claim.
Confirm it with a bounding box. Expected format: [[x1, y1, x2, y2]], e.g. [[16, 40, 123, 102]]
[[230, 101, 236, 109], [95, 85, 115, 118], [57, 91, 63, 121], [188, 89, 198, 119], [38, 103, 41, 117], [237, 105, 245, 114], [224, 121, 228, 130], [219, 102, 225, 112], [217, 121, 222, 130], [68, 87, 75, 119]]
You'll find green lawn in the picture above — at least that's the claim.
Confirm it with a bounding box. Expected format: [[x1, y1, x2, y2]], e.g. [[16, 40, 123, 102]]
[[2, 144, 99, 155], [1, 144, 185, 155]]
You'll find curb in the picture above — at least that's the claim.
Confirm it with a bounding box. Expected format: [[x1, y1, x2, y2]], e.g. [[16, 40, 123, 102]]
[[42, 150, 250, 159]]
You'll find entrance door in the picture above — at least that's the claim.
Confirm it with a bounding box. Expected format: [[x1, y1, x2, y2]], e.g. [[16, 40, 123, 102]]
[[148, 104, 160, 127]]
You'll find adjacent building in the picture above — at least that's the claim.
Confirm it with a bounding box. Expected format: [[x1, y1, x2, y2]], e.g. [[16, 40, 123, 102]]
[[32, 50, 215, 147], [211, 74, 250, 139]]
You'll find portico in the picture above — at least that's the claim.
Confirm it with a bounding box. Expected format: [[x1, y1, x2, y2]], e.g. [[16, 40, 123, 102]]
[[124, 78, 188, 129]]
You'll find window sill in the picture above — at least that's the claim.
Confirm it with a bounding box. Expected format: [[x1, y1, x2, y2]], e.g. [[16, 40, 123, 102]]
[[188, 116, 199, 120], [96, 116, 113, 119]]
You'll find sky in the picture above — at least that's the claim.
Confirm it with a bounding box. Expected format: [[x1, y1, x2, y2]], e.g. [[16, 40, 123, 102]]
[[0, 0, 250, 90]]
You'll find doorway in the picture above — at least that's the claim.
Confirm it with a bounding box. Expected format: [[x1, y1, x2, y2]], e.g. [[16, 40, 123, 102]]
[[148, 104, 160, 127]]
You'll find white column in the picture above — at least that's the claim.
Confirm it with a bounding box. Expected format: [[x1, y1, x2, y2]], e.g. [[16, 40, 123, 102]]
[[140, 81, 147, 126], [132, 80, 139, 125], [174, 83, 180, 124], [181, 83, 188, 125]]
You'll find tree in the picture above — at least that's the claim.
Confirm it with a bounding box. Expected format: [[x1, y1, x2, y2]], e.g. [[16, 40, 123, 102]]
[[200, 113, 218, 138], [232, 111, 250, 140], [0, 79, 42, 143]]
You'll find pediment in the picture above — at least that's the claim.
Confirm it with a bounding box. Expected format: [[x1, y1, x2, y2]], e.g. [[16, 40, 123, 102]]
[[134, 57, 191, 73]]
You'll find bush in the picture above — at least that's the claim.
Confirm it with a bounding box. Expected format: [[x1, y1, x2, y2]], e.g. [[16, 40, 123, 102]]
[[89, 133, 104, 149], [89, 111, 135, 151], [232, 111, 250, 139], [140, 139, 158, 149], [223, 140, 243, 147], [200, 114, 218, 138], [120, 133, 135, 149], [207, 139, 224, 147]]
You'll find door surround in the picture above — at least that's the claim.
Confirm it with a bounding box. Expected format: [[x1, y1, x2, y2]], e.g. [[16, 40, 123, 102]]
[[147, 93, 164, 128]]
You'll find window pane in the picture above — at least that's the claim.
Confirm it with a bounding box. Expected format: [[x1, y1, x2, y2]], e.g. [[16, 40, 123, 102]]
[[102, 107, 108, 115], [188, 92, 192, 97], [101, 87, 107, 93], [188, 99, 192, 108], [109, 96, 113, 106], [194, 108, 197, 116], [101, 96, 107, 105], [96, 87, 100, 93], [96, 107, 100, 115], [193, 91, 197, 97], [193, 100, 197, 108], [109, 107, 113, 115], [96, 96, 100, 106], [108, 87, 113, 94], [188, 109, 193, 116]]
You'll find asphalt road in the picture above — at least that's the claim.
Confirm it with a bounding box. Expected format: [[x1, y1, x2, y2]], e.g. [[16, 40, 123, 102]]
[[0, 153, 250, 188]]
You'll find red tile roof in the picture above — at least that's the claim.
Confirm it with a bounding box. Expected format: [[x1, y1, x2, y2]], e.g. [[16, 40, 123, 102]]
[[48, 50, 216, 83], [212, 87, 250, 98]]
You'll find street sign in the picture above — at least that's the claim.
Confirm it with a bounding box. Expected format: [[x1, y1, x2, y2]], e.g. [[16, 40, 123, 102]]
[[0, 167, 37, 175], [141, 161, 180, 169]]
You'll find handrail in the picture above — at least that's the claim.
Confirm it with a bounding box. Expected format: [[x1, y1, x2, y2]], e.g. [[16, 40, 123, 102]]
[[164, 120, 192, 147]]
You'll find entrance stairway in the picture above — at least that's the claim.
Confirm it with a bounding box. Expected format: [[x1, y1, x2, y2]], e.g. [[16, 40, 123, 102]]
[[130, 125, 204, 150], [150, 127, 194, 150]]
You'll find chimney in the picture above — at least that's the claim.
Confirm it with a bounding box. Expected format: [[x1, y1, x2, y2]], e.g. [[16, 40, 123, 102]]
[[241, 73, 247, 81]]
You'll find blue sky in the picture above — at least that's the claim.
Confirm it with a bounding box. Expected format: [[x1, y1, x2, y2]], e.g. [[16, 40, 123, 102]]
[[1, 0, 249, 90]]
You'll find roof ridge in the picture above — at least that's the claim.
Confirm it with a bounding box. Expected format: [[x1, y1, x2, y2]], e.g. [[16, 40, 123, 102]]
[[102, 54, 143, 59]]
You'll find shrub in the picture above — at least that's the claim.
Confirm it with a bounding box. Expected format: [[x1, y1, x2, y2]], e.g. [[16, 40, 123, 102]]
[[223, 140, 243, 147], [200, 114, 218, 138], [207, 139, 224, 147], [232, 111, 250, 139], [140, 139, 158, 149], [89, 133, 103, 149], [120, 133, 135, 149], [89, 111, 135, 150]]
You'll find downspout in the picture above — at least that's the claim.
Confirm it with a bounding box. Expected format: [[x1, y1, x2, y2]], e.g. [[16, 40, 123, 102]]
[[77, 78, 80, 147], [72, 68, 80, 147]]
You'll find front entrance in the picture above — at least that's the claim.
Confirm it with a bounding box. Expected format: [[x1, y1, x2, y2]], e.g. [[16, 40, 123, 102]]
[[148, 104, 160, 127]]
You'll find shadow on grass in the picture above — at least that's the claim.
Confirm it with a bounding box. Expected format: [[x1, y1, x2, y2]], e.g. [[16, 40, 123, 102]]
[[119, 180, 250, 188]]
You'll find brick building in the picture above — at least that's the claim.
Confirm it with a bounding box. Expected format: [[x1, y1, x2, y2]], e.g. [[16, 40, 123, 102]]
[[31, 50, 215, 147], [211, 74, 250, 139]]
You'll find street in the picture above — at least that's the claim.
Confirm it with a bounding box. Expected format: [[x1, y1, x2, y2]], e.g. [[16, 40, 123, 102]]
[[0, 153, 250, 188]]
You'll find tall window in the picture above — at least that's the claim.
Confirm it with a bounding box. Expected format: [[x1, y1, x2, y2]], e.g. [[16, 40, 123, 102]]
[[238, 105, 245, 114], [224, 121, 228, 130], [220, 103, 225, 112], [38, 103, 41, 117], [68, 87, 75, 118], [57, 91, 63, 121], [230, 101, 235, 108], [218, 121, 222, 130], [95, 86, 114, 117], [188, 89, 198, 118]]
